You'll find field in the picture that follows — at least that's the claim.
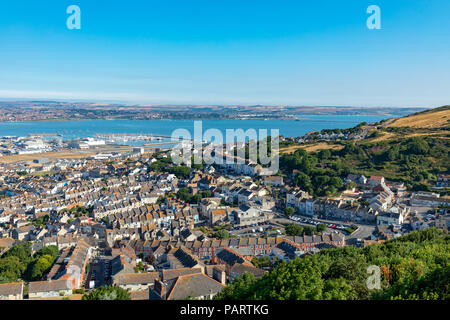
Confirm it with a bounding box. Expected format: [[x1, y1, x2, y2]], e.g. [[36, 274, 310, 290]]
[[387, 107, 450, 128], [365, 130, 450, 143], [280, 142, 344, 154]]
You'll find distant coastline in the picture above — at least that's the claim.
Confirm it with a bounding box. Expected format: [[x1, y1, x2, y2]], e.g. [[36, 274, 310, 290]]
[[0, 101, 428, 123]]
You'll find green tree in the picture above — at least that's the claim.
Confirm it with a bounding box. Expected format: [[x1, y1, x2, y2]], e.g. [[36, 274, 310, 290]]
[[2, 243, 32, 263], [35, 245, 58, 260], [316, 223, 327, 233], [190, 194, 202, 204], [82, 286, 131, 300], [284, 207, 294, 217], [0, 256, 24, 283], [252, 256, 272, 269], [303, 225, 316, 235], [30, 254, 54, 280], [168, 166, 191, 179], [285, 223, 303, 236], [176, 187, 192, 202], [214, 272, 257, 300], [214, 228, 449, 301], [215, 229, 230, 240], [318, 149, 331, 160]]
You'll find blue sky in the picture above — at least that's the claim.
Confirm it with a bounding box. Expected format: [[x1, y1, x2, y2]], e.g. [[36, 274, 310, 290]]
[[0, 0, 449, 107]]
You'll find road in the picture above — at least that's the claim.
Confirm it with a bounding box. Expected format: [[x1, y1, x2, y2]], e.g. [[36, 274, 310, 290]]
[[346, 225, 375, 241], [272, 216, 345, 236], [86, 256, 113, 290], [272, 213, 376, 240], [229, 223, 276, 236]]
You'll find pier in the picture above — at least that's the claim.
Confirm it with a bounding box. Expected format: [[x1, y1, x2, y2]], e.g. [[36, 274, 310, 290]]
[[93, 133, 193, 143]]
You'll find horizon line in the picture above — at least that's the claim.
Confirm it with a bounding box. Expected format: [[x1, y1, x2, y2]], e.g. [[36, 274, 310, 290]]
[[0, 98, 435, 109]]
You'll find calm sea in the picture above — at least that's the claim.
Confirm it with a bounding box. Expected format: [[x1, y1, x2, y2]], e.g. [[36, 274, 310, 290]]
[[0, 115, 388, 142]]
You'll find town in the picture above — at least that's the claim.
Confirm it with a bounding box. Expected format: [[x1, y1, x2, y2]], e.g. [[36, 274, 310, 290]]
[[0, 115, 448, 300]]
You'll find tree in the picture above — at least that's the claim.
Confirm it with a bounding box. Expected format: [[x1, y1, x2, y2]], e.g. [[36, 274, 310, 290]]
[[407, 138, 429, 155], [34, 215, 49, 227], [0, 256, 24, 283], [385, 145, 400, 161], [82, 286, 131, 300], [215, 229, 230, 240], [346, 181, 357, 190], [285, 223, 303, 236], [176, 187, 192, 202], [168, 166, 191, 179], [329, 177, 343, 189], [294, 173, 312, 193], [190, 194, 202, 204], [201, 190, 212, 198], [2, 243, 32, 263], [252, 256, 272, 269], [303, 225, 316, 235], [214, 228, 449, 301], [284, 207, 294, 217], [30, 254, 54, 280], [318, 149, 331, 160], [214, 272, 257, 300], [35, 245, 58, 260], [317, 223, 327, 233]]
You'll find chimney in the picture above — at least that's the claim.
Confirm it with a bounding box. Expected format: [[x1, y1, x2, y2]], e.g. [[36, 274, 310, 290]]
[[154, 280, 166, 299], [213, 267, 226, 285]]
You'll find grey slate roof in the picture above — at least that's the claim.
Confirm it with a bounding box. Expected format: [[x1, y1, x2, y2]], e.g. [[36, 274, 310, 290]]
[[167, 273, 224, 300], [0, 282, 23, 296]]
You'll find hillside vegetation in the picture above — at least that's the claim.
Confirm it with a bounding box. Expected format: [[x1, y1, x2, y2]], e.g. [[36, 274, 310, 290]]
[[215, 228, 449, 300], [279, 106, 450, 191]]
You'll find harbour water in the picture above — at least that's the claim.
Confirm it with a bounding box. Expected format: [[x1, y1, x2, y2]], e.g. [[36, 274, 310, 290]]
[[0, 115, 388, 142]]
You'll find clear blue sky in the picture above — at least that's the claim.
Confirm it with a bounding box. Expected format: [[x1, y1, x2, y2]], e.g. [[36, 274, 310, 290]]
[[0, 0, 449, 107]]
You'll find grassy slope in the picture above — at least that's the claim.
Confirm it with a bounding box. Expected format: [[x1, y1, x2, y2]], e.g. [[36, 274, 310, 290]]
[[387, 105, 450, 128]]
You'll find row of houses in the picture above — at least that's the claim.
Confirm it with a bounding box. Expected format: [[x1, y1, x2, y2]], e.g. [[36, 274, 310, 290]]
[[117, 233, 345, 262]]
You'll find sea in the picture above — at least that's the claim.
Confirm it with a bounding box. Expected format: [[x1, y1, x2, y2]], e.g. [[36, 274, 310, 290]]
[[0, 115, 388, 143]]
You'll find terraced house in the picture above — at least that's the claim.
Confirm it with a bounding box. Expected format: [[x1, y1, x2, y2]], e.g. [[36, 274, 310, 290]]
[[0, 282, 23, 300], [117, 233, 345, 264]]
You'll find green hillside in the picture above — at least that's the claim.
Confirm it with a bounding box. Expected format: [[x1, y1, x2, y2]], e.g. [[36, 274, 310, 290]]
[[215, 228, 449, 300], [279, 105, 450, 193]]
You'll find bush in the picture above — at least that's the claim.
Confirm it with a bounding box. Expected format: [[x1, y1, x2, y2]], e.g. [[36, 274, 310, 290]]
[[82, 286, 131, 300]]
